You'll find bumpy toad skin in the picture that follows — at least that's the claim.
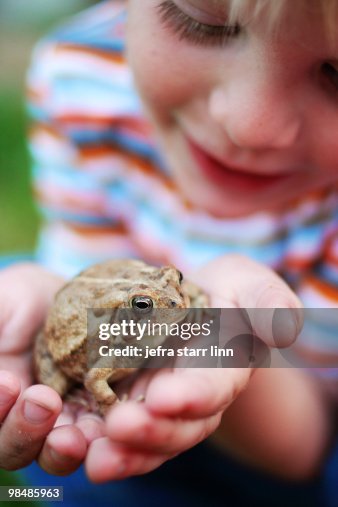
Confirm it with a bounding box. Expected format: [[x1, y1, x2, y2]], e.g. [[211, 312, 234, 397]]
[[34, 259, 208, 414]]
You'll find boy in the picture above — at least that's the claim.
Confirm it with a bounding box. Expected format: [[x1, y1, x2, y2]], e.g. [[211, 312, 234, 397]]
[[0, 0, 337, 504]]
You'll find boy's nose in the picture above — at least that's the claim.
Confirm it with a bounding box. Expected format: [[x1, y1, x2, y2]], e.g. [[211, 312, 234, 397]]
[[209, 80, 302, 151]]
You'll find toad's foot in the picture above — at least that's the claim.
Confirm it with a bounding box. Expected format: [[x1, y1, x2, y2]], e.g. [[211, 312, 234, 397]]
[[120, 392, 145, 403], [64, 388, 101, 415]]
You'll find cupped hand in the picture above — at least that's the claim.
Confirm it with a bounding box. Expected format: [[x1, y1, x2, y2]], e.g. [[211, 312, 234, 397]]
[[85, 254, 303, 482], [0, 256, 304, 479], [0, 263, 100, 475]]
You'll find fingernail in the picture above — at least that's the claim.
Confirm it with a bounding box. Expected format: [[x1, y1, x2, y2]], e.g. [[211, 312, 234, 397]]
[[23, 400, 53, 423], [54, 413, 73, 427], [272, 308, 303, 347], [49, 448, 69, 464], [0, 386, 15, 405]]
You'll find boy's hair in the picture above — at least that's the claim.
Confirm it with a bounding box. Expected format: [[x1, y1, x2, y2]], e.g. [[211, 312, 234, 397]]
[[228, 0, 337, 37]]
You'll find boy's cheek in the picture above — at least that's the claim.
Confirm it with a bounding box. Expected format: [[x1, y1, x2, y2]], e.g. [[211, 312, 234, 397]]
[[125, 2, 210, 119], [126, 42, 189, 116]]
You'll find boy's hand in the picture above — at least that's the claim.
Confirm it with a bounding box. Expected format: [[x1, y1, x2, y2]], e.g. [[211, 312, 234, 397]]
[[0, 263, 93, 474], [0, 256, 303, 478], [84, 254, 303, 482]]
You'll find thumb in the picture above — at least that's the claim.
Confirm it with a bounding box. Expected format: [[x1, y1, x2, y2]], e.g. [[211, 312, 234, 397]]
[[188, 254, 304, 348], [0, 263, 64, 353]]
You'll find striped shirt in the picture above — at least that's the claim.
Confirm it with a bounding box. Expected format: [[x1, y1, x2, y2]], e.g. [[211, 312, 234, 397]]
[[26, 1, 338, 360]]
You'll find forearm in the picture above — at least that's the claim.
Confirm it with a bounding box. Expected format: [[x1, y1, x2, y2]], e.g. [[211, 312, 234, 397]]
[[211, 367, 335, 480]]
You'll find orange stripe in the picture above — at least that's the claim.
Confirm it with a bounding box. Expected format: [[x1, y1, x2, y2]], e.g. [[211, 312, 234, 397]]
[[53, 116, 154, 138], [56, 43, 126, 65], [304, 274, 338, 302], [78, 145, 122, 158], [29, 124, 67, 140], [293, 187, 335, 206], [78, 146, 174, 185], [284, 257, 315, 271], [27, 87, 44, 103], [29, 124, 175, 190], [56, 116, 118, 128], [125, 152, 176, 190], [34, 188, 105, 215], [65, 222, 128, 237], [325, 250, 338, 267], [323, 233, 338, 262]]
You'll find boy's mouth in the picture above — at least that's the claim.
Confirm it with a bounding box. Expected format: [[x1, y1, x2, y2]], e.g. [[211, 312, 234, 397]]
[[185, 136, 293, 191]]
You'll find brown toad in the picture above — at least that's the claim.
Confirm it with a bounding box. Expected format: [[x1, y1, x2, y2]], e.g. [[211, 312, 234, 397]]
[[34, 259, 208, 414]]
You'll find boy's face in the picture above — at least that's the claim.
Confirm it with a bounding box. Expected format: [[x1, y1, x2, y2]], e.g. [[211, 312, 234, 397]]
[[126, 0, 338, 217]]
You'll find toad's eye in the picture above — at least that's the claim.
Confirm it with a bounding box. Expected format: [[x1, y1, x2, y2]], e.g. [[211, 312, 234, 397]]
[[178, 271, 184, 283], [131, 296, 154, 312]]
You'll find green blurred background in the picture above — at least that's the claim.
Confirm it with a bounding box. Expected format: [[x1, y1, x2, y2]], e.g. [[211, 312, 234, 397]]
[[0, 0, 92, 255], [0, 0, 92, 501]]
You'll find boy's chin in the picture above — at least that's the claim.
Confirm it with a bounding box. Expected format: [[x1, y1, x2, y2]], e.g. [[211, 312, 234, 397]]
[[176, 181, 260, 218], [177, 181, 292, 218]]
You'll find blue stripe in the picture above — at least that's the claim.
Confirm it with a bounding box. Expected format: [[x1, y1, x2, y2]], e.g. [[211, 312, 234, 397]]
[[27, 103, 50, 123], [315, 264, 338, 285], [72, 130, 160, 164], [53, 78, 136, 102], [50, 8, 126, 53], [38, 206, 117, 225], [288, 222, 326, 245], [32, 163, 116, 188]]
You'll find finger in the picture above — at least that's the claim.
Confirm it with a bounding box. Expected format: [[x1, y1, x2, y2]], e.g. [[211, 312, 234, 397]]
[[145, 369, 251, 418], [117, 368, 170, 401], [190, 254, 303, 347], [0, 263, 64, 353], [112, 369, 146, 399], [54, 412, 75, 427], [85, 437, 172, 483], [0, 370, 21, 419], [0, 305, 44, 353], [0, 384, 62, 470], [105, 401, 221, 454], [75, 415, 105, 444], [38, 425, 87, 475], [0, 355, 32, 390], [55, 404, 105, 443]]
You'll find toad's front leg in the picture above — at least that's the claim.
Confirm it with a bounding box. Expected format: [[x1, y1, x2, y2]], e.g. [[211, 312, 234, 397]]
[[34, 330, 73, 396], [84, 361, 136, 415]]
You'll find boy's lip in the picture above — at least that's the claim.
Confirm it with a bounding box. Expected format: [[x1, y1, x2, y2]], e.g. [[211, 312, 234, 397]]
[[185, 136, 294, 191]]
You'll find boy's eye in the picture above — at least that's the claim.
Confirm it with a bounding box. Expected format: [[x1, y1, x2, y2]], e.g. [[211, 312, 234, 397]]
[[322, 62, 338, 91], [156, 0, 241, 47]]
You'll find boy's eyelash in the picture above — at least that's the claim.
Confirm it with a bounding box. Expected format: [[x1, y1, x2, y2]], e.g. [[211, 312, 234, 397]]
[[156, 0, 241, 47]]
